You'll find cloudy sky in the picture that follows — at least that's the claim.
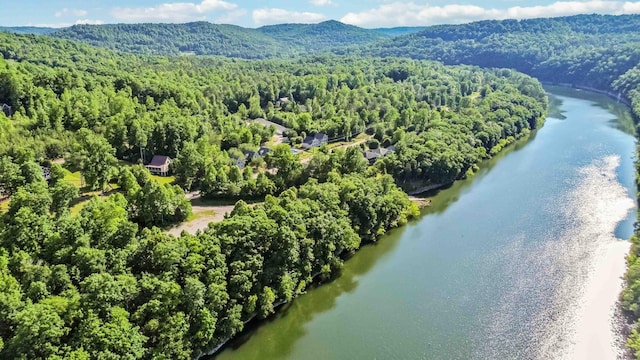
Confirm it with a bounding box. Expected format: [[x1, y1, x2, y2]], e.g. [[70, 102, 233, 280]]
[[4, 0, 640, 28]]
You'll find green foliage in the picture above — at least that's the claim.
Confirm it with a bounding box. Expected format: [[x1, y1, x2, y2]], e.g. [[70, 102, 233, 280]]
[[51, 20, 385, 58], [0, 24, 555, 359]]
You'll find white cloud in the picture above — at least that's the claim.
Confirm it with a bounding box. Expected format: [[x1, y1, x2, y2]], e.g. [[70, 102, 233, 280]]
[[310, 0, 335, 6], [253, 8, 327, 26], [111, 0, 238, 23], [30, 22, 74, 28], [75, 19, 105, 25], [340, 1, 640, 28], [55, 8, 88, 18]]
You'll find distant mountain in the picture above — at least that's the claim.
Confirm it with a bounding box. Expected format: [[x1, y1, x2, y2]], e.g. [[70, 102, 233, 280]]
[[257, 20, 385, 51], [51, 22, 286, 58], [361, 14, 640, 91], [50, 20, 390, 58], [373, 27, 427, 37], [0, 26, 57, 35]]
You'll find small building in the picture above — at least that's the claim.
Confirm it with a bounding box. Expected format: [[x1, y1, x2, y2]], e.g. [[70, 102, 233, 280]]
[[364, 146, 396, 164], [242, 149, 258, 161], [301, 133, 329, 150], [1, 103, 12, 117], [242, 147, 270, 163], [251, 118, 289, 136], [146, 155, 172, 176], [233, 156, 246, 169], [257, 146, 270, 157]]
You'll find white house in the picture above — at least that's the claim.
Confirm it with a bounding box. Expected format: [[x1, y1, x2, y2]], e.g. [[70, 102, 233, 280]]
[[146, 155, 172, 176]]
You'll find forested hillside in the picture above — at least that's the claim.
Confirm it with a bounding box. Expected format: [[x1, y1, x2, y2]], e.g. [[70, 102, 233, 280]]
[[51, 22, 285, 58], [257, 20, 385, 51], [362, 14, 640, 94], [0, 26, 56, 35], [0, 31, 547, 359], [50, 20, 388, 58]]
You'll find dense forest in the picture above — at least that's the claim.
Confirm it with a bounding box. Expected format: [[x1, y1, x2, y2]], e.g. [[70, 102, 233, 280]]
[[0, 29, 547, 359], [50, 20, 391, 58], [361, 14, 640, 95], [0, 27, 56, 35]]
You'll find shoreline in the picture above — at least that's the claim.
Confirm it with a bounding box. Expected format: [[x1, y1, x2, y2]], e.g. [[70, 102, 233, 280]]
[[194, 131, 539, 359], [567, 240, 632, 359]]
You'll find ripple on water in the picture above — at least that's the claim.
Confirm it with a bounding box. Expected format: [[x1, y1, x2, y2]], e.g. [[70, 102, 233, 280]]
[[477, 155, 635, 360]]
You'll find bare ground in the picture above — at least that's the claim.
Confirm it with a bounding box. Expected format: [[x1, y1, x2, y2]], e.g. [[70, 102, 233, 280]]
[[167, 204, 236, 236]]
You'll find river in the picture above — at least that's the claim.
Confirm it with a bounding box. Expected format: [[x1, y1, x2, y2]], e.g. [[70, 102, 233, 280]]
[[213, 87, 637, 360]]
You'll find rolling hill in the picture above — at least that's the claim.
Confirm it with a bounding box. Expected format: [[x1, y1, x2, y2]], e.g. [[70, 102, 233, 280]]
[[50, 20, 393, 58], [0, 26, 56, 35]]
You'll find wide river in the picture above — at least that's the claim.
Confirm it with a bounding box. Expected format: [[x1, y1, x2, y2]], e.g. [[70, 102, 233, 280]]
[[215, 87, 637, 359]]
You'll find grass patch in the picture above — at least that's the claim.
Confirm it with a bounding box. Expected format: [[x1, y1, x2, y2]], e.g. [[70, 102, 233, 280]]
[[0, 198, 9, 213], [187, 209, 217, 222], [69, 198, 91, 216], [150, 175, 175, 185], [63, 168, 84, 188]]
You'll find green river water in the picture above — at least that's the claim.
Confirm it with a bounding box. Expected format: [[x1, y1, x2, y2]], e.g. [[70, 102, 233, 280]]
[[214, 87, 637, 359]]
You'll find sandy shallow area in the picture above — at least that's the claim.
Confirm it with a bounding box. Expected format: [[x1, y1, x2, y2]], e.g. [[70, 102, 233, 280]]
[[566, 239, 631, 360]]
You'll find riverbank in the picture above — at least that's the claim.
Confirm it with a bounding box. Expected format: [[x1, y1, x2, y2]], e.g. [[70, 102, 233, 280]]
[[211, 87, 638, 360], [568, 240, 631, 359]]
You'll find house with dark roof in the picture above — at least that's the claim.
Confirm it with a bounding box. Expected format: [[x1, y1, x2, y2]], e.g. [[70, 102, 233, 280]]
[[242, 149, 258, 161], [257, 146, 270, 157], [1, 103, 12, 117], [232, 156, 246, 169], [242, 147, 271, 163], [301, 133, 329, 150], [364, 146, 396, 164], [146, 155, 172, 176]]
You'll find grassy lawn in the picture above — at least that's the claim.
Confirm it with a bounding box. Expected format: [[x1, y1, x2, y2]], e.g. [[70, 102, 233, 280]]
[[150, 174, 175, 185], [69, 198, 91, 216], [63, 168, 84, 188], [187, 209, 217, 222], [0, 198, 9, 213]]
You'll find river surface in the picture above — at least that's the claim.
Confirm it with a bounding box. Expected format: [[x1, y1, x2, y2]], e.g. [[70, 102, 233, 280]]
[[214, 87, 637, 360]]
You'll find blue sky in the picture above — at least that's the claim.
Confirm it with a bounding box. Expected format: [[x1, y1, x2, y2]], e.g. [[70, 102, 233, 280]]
[[3, 0, 640, 28]]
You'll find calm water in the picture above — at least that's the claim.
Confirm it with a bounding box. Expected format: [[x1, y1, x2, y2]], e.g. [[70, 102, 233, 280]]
[[214, 87, 637, 360]]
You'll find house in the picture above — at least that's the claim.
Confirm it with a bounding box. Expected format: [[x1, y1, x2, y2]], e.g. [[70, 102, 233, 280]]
[[242, 149, 258, 161], [232, 156, 246, 169], [301, 133, 329, 150], [364, 146, 396, 164], [146, 155, 172, 176], [251, 118, 289, 136], [242, 147, 270, 163], [1, 103, 12, 117], [257, 146, 270, 157]]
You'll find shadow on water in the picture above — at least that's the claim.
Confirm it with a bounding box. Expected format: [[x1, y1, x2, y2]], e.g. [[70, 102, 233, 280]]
[[547, 92, 567, 120], [422, 130, 539, 216], [210, 224, 411, 359], [546, 85, 635, 135]]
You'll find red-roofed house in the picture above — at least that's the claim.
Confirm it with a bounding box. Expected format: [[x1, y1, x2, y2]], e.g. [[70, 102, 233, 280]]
[[146, 155, 172, 176]]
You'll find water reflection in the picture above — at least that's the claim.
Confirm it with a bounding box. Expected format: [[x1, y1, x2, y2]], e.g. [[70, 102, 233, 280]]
[[213, 224, 408, 360]]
